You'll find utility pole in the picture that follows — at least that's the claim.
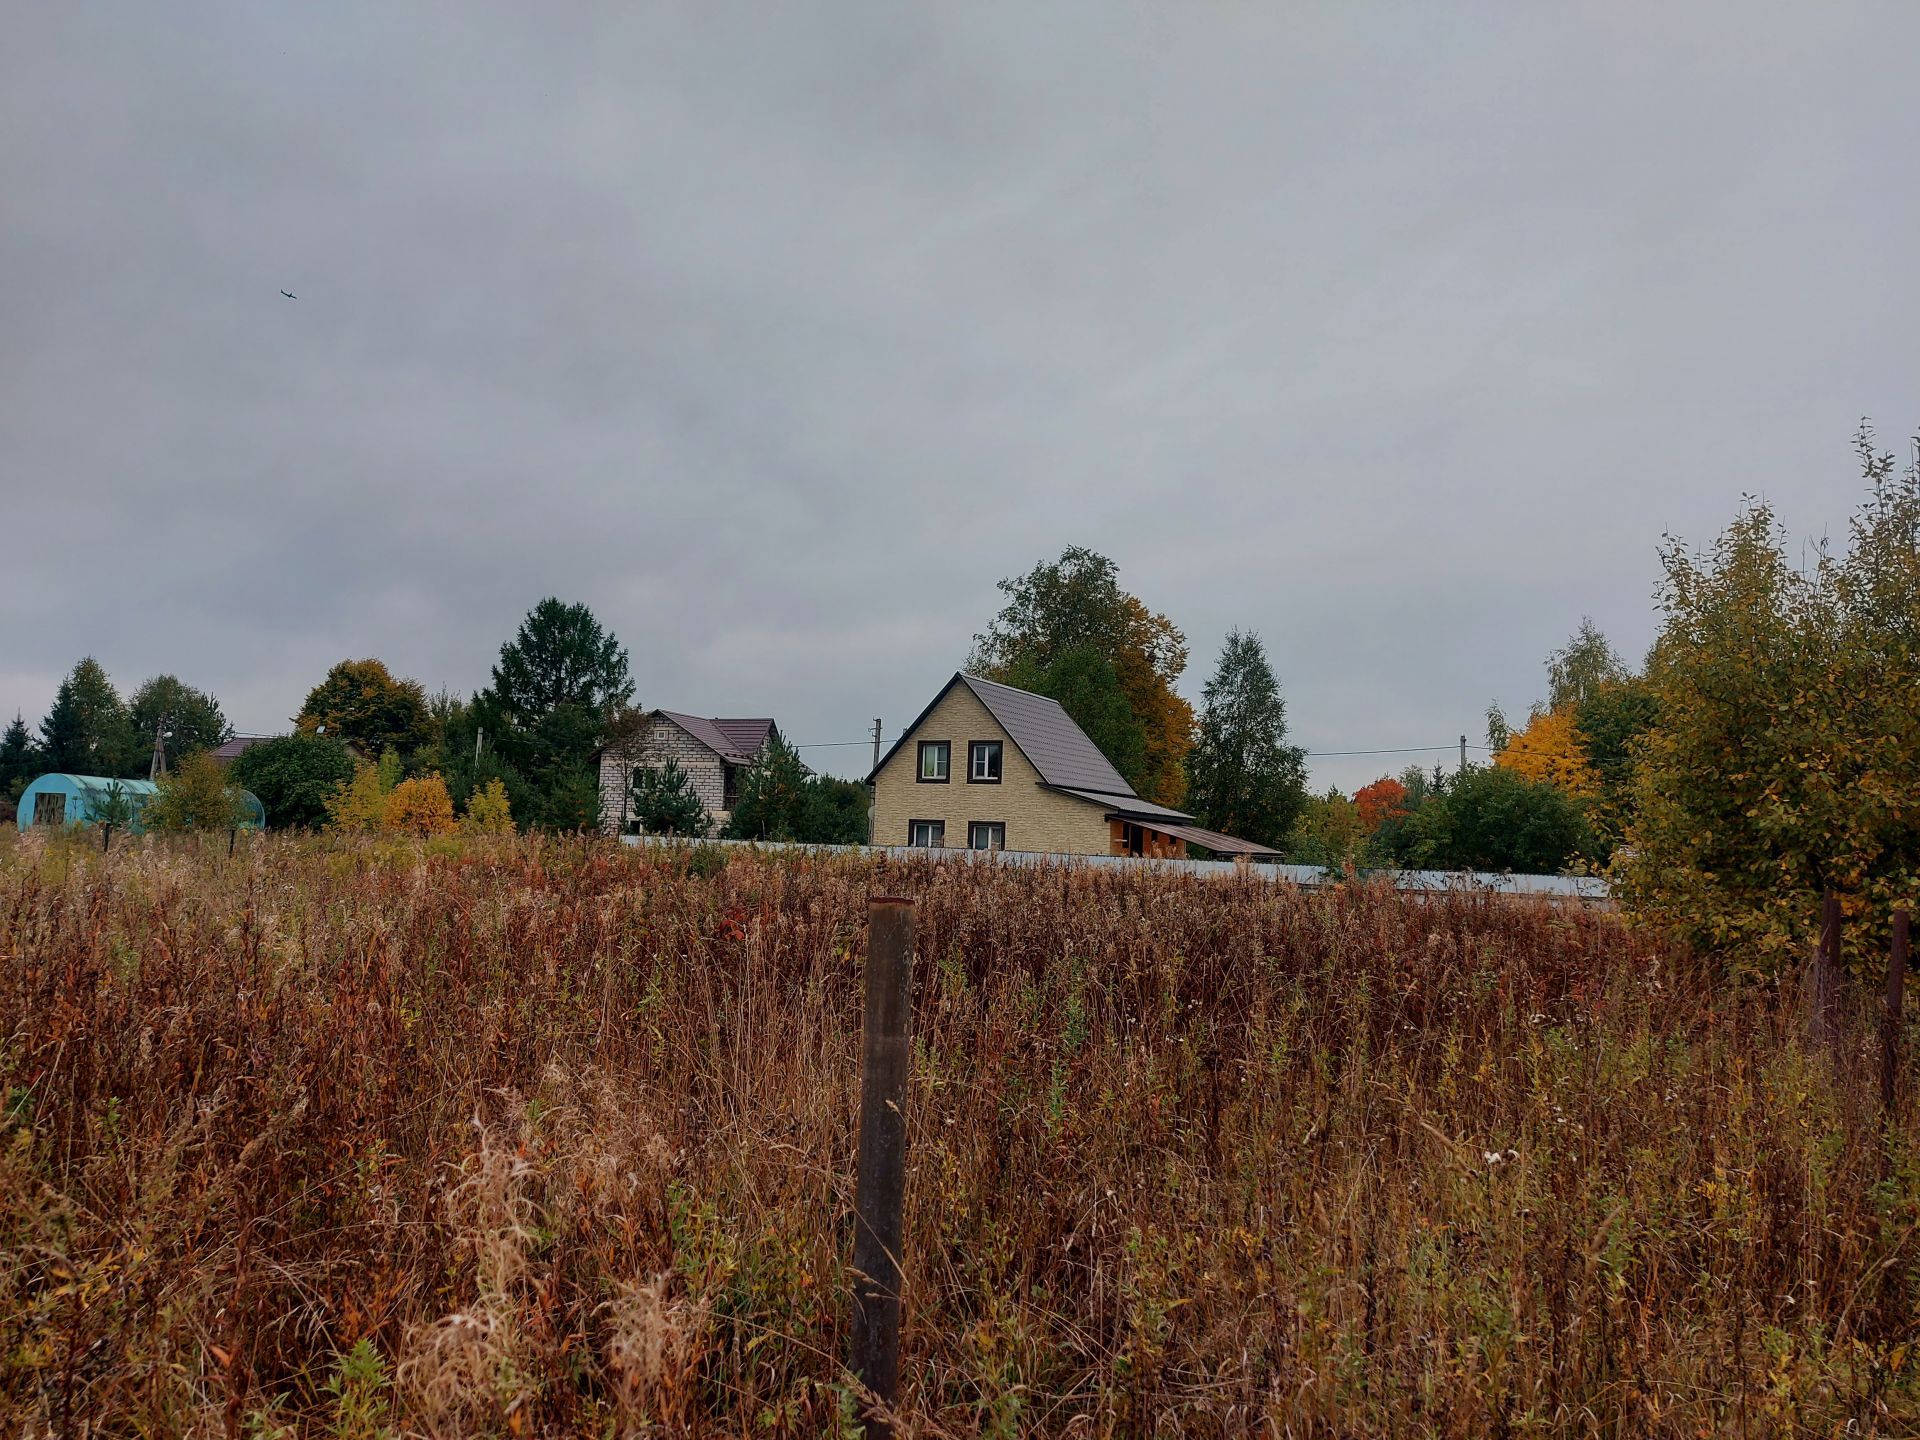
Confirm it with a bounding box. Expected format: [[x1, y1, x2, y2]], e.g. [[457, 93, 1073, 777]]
[[1460, 734, 1467, 777], [867, 718, 882, 847], [149, 717, 168, 782]]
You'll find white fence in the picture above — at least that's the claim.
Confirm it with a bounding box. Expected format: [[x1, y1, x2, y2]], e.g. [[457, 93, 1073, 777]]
[[617, 834, 1612, 902]]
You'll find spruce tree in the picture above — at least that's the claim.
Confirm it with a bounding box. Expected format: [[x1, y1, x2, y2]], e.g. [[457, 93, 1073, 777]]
[[630, 758, 711, 837], [0, 712, 39, 800], [39, 658, 137, 775], [1185, 630, 1307, 848]]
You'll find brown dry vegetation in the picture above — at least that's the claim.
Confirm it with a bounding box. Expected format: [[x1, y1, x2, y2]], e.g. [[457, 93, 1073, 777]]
[[1, 831, 1916, 1437]]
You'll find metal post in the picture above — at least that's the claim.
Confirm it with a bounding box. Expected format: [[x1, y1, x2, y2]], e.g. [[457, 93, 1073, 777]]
[[1885, 909, 1908, 1112], [866, 718, 882, 847], [849, 897, 914, 1435]]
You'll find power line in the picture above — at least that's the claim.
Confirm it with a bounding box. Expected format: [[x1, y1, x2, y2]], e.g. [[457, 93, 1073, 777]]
[[793, 736, 1495, 758]]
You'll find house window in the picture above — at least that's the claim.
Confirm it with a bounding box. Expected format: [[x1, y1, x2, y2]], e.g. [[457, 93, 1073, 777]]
[[968, 741, 1002, 783], [968, 821, 1005, 852], [917, 741, 950, 783], [722, 764, 738, 811], [908, 819, 945, 847]]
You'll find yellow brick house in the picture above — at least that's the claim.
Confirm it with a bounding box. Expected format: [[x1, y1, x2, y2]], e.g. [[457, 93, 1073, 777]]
[[868, 673, 1278, 859]]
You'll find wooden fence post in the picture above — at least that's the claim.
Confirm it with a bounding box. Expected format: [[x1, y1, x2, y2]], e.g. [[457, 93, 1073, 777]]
[[1885, 908, 1908, 1113], [849, 897, 914, 1437], [1813, 889, 1842, 1053]]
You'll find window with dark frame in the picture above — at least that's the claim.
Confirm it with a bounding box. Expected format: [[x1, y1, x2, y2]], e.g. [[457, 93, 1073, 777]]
[[908, 818, 945, 847], [968, 740, 1002, 783], [917, 740, 950, 782], [967, 821, 1005, 851]]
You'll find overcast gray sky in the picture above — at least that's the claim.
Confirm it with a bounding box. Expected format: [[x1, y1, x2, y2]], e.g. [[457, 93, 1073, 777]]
[[4, 2, 1916, 790]]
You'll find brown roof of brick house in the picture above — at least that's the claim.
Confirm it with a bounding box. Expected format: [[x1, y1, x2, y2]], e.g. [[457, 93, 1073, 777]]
[[647, 712, 778, 767], [211, 735, 277, 765]]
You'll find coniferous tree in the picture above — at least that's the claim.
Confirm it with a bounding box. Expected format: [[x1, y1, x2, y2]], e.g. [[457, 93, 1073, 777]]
[[477, 599, 633, 830], [724, 735, 810, 842], [0, 712, 39, 800], [39, 658, 137, 775], [630, 758, 711, 837], [1185, 629, 1307, 848]]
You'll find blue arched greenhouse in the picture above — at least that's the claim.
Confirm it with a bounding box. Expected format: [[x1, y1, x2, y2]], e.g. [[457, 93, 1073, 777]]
[[14, 774, 266, 832]]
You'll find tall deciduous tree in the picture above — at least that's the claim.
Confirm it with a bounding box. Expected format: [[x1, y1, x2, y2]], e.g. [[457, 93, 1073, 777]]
[[1185, 629, 1306, 847], [128, 675, 231, 770], [39, 658, 137, 775], [298, 659, 430, 759], [970, 547, 1194, 803], [1001, 646, 1147, 790], [1547, 618, 1628, 710], [1494, 707, 1600, 798], [1620, 425, 1920, 973]]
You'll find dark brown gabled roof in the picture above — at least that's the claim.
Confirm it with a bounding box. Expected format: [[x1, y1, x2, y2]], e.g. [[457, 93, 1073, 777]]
[[650, 712, 777, 767], [868, 673, 1135, 794], [211, 735, 277, 764]]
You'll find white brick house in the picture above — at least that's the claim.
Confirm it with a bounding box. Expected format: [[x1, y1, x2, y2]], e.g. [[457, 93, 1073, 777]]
[[595, 711, 782, 835]]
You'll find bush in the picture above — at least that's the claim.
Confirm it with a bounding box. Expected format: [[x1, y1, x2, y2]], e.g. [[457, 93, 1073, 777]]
[[143, 752, 248, 833], [385, 774, 457, 836], [461, 777, 515, 835]]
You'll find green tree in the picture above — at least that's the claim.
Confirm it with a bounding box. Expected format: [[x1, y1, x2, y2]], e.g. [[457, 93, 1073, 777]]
[[1185, 629, 1307, 847], [1401, 765, 1592, 874], [970, 547, 1194, 802], [1001, 645, 1147, 790], [724, 734, 811, 842], [128, 675, 231, 771], [800, 775, 871, 845], [630, 758, 711, 838], [0, 713, 39, 801], [1546, 617, 1628, 710], [230, 732, 356, 829], [478, 599, 633, 830], [298, 659, 430, 758], [1619, 425, 1920, 973], [486, 598, 634, 720], [1573, 678, 1659, 850], [39, 658, 137, 775], [144, 752, 248, 833]]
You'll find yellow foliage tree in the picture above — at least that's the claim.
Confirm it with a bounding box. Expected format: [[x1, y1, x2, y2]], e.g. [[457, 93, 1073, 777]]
[[325, 761, 391, 834], [461, 778, 515, 834], [386, 773, 457, 836], [1495, 707, 1599, 799]]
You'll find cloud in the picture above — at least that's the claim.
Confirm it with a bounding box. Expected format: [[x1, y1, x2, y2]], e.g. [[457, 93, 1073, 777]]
[[3, 1, 1916, 790]]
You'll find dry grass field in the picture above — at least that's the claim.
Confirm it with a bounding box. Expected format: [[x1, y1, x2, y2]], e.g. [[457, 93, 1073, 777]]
[[1, 832, 1916, 1436]]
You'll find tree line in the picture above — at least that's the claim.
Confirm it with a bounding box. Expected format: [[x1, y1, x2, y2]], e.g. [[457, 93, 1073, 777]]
[[8, 421, 1915, 974]]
